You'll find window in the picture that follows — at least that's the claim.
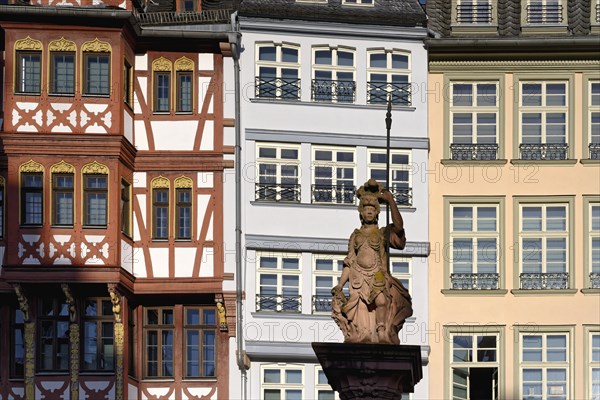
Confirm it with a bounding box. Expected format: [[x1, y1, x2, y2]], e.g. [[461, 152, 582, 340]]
[[124, 60, 133, 106], [342, 0, 373, 4], [121, 180, 131, 236], [0, 177, 4, 239], [315, 367, 338, 400], [144, 307, 174, 378], [21, 172, 44, 226], [519, 81, 568, 160], [449, 204, 500, 290], [519, 330, 571, 399], [589, 202, 600, 288], [256, 253, 302, 313], [525, 0, 564, 24], [450, 332, 500, 400], [256, 43, 300, 100], [152, 177, 170, 240], [256, 144, 301, 202], [367, 50, 411, 106], [313, 255, 346, 313], [261, 365, 303, 400], [519, 204, 569, 289], [450, 82, 499, 160], [312, 147, 355, 204], [176, 188, 192, 240], [181, 0, 197, 11], [52, 173, 74, 226], [155, 71, 170, 112], [184, 307, 217, 378], [312, 47, 355, 103], [38, 298, 69, 371], [589, 81, 600, 159], [82, 299, 114, 371], [455, 0, 494, 23], [175, 57, 194, 113], [84, 174, 108, 226], [84, 53, 110, 96], [11, 308, 25, 378], [391, 258, 413, 293], [589, 331, 600, 400], [16, 52, 42, 94], [368, 150, 412, 206], [50, 52, 75, 95]]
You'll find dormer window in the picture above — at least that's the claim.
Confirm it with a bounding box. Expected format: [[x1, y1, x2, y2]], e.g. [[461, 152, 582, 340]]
[[456, 0, 493, 23], [342, 0, 374, 5]]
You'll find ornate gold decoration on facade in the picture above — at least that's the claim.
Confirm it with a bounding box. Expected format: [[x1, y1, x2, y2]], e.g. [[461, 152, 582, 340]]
[[216, 302, 228, 332], [174, 176, 193, 189], [0, 176, 5, 186], [48, 37, 76, 52], [61, 284, 77, 323], [69, 324, 80, 400], [15, 36, 43, 51], [151, 176, 170, 189], [108, 284, 122, 323], [115, 322, 124, 400], [82, 161, 109, 175], [24, 323, 35, 400], [152, 57, 173, 72], [19, 160, 44, 174], [81, 38, 111, 53], [14, 284, 30, 322], [50, 160, 75, 174], [174, 56, 194, 71]]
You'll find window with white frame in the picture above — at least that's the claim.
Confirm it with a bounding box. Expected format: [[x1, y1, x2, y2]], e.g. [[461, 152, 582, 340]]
[[519, 81, 569, 160], [313, 255, 346, 314], [519, 332, 570, 400], [590, 203, 600, 288], [449, 204, 499, 290], [256, 143, 301, 202], [315, 367, 338, 400], [256, 253, 302, 313], [368, 149, 412, 206], [262, 365, 303, 400], [312, 147, 355, 204], [391, 258, 412, 293], [367, 50, 411, 106], [256, 43, 300, 100], [589, 81, 600, 159], [312, 47, 355, 103], [590, 332, 600, 400], [455, 0, 494, 23], [524, 0, 565, 24], [342, 0, 373, 5], [519, 204, 569, 289], [450, 332, 499, 400], [450, 82, 499, 160]]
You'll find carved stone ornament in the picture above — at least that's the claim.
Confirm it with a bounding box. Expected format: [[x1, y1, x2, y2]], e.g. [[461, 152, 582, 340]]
[[108, 284, 122, 323], [115, 322, 124, 400], [0, 176, 5, 186], [174, 176, 193, 189], [152, 176, 170, 189], [15, 36, 43, 51], [49, 37, 76, 52], [69, 324, 80, 400], [82, 161, 109, 175], [174, 56, 194, 71], [61, 284, 77, 323], [81, 38, 111, 53], [216, 302, 228, 332], [152, 57, 172, 72], [50, 160, 75, 174], [13, 284, 30, 322], [19, 160, 44, 173]]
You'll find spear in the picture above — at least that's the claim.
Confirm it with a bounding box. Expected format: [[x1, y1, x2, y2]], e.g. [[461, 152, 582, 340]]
[[385, 94, 392, 272]]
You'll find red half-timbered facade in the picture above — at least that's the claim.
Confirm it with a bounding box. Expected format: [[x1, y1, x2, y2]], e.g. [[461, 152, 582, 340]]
[[0, 1, 238, 399]]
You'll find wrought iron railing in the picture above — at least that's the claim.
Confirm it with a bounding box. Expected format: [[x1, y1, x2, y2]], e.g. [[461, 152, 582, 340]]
[[256, 294, 302, 313], [311, 184, 356, 204], [456, 2, 493, 23], [311, 79, 356, 103], [590, 272, 600, 289], [255, 183, 300, 202], [390, 187, 413, 207], [519, 143, 568, 160], [451, 273, 499, 290], [255, 77, 301, 100], [589, 143, 600, 160], [451, 143, 499, 161], [526, 3, 563, 24], [520, 272, 569, 289], [134, 9, 232, 26], [312, 295, 333, 313], [367, 82, 412, 106], [596, 3, 600, 23]]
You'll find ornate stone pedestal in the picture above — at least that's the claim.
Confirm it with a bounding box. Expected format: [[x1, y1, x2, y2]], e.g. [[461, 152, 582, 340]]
[[312, 342, 422, 400]]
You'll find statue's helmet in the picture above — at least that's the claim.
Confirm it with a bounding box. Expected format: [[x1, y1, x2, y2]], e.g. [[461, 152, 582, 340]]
[[356, 179, 384, 214]]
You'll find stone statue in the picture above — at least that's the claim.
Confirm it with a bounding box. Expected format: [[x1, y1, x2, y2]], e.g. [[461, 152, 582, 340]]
[[332, 179, 413, 345]]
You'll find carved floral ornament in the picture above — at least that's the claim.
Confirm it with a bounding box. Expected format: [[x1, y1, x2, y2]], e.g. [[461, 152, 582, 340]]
[[81, 38, 111, 53], [152, 57, 173, 72], [15, 36, 43, 51], [50, 160, 75, 174], [0, 176, 4, 186], [151, 176, 170, 189], [49, 37, 76, 52], [82, 161, 109, 175], [174, 56, 194, 72], [174, 176, 193, 189], [19, 160, 44, 173]]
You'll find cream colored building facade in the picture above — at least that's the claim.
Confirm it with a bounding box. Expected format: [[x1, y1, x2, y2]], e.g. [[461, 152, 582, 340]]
[[426, 0, 600, 398]]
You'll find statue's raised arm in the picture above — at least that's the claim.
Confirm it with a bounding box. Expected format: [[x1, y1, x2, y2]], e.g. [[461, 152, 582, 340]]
[[380, 186, 407, 251]]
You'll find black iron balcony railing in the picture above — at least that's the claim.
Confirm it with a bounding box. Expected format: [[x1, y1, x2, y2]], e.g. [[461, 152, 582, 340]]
[[526, 3, 563, 24], [589, 143, 600, 160], [256, 294, 302, 313], [390, 187, 413, 207], [590, 272, 600, 289], [312, 295, 333, 313], [451, 273, 499, 290], [311, 79, 356, 103], [456, 2, 493, 23], [520, 272, 569, 289], [134, 9, 232, 26], [367, 82, 412, 106], [520, 143, 568, 160], [255, 77, 301, 100], [312, 184, 356, 204], [451, 143, 499, 161], [255, 183, 301, 202]]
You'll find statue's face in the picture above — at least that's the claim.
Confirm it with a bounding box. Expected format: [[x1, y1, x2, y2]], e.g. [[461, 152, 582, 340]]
[[360, 204, 378, 223]]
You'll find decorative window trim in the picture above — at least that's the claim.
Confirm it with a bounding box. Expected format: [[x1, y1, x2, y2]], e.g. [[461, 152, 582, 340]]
[[19, 160, 45, 226], [81, 38, 112, 97], [584, 196, 600, 289], [261, 364, 305, 399], [14, 38, 43, 95], [175, 56, 194, 113], [51, 162, 75, 226], [174, 176, 193, 240], [151, 176, 170, 240], [48, 38, 76, 96], [366, 49, 412, 106], [82, 161, 109, 227]]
